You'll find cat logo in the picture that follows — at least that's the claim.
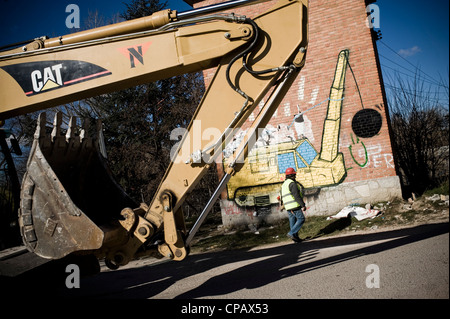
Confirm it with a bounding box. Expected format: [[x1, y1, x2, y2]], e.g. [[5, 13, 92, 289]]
[[31, 63, 63, 93], [0, 60, 112, 96]]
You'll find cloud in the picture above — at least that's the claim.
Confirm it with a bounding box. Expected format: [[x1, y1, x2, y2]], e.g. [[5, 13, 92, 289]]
[[398, 46, 421, 57]]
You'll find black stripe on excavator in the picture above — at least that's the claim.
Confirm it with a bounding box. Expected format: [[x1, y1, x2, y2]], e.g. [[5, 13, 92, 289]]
[[0, 60, 111, 96]]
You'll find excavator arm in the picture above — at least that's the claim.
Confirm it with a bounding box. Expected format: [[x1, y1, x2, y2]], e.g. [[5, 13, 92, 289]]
[[0, 0, 308, 268], [0, 8, 251, 117]]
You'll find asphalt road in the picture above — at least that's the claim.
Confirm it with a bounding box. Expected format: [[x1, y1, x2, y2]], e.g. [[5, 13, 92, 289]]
[[51, 222, 449, 300], [3, 222, 448, 306]]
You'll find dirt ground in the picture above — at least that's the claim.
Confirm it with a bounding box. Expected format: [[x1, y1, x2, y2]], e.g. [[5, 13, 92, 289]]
[[181, 192, 449, 255], [104, 193, 449, 271]]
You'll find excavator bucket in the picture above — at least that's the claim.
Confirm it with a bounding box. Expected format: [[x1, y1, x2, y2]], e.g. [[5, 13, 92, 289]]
[[18, 112, 136, 259]]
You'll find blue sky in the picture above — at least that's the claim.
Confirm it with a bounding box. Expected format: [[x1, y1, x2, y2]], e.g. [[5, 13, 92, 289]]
[[375, 0, 449, 106], [0, 0, 192, 43], [1, 0, 448, 106]]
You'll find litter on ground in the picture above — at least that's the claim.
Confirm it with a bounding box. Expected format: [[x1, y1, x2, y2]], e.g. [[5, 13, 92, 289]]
[[328, 206, 381, 221]]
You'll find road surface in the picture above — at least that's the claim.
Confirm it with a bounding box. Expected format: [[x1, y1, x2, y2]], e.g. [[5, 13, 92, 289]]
[[56, 222, 449, 299], [3, 222, 448, 303]]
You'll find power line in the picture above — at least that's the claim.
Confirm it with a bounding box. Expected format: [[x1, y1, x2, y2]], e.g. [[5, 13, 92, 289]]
[[379, 53, 443, 87], [385, 83, 446, 99], [384, 83, 448, 102], [381, 64, 446, 87], [378, 40, 444, 86], [384, 82, 448, 96]]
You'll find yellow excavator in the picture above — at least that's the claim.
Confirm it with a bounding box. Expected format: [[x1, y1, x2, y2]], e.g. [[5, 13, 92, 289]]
[[0, 0, 307, 270]]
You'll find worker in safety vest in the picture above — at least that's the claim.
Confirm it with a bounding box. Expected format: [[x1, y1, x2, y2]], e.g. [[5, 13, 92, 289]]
[[280, 167, 306, 242]]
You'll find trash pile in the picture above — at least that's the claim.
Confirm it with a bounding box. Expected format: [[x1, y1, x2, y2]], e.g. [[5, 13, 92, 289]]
[[327, 204, 382, 221], [425, 194, 449, 206]]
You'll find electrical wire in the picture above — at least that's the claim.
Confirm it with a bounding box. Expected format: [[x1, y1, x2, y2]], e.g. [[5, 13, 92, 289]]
[[379, 53, 442, 86], [378, 40, 444, 86], [381, 63, 446, 87], [377, 41, 448, 106], [384, 84, 448, 104]]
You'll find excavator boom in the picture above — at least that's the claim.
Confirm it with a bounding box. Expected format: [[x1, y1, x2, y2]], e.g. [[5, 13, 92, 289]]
[[0, 0, 308, 269], [0, 8, 248, 117]]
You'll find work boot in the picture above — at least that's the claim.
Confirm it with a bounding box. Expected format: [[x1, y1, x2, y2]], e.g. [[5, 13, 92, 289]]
[[293, 233, 302, 243], [287, 233, 300, 243]]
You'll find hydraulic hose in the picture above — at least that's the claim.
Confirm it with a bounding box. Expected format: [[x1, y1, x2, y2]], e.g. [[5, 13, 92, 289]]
[[225, 18, 290, 103], [225, 18, 260, 103]]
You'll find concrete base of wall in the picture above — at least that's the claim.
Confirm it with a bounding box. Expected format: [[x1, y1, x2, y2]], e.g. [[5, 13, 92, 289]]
[[220, 175, 403, 228]]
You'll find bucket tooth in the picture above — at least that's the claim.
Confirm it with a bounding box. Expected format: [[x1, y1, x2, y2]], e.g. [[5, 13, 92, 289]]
[[79, 117, 88, 141], [80, 117, 94, 149], [51, 111, 62, 143], [34, 112, 47, 139], [96, 119, 108, 158], [19, 112, 137, 259], [65, 116, 76, 142]]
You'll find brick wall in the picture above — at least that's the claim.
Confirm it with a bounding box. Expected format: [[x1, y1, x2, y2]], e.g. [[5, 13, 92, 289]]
[[185, 0, 402, 227]]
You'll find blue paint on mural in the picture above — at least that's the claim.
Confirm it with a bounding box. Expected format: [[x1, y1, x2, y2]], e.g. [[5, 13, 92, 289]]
[[297, 141, 317, 165], [277, 152, 296, 174]]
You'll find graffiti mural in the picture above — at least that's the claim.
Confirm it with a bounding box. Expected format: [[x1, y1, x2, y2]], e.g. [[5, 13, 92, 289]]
[[223, 49, 352, 207]]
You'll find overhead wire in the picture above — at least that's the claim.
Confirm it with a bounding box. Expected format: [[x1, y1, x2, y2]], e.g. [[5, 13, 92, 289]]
[[377, 40, 448, 106], [381, 64, 447, 87], [384, 84, 448, 104], [378, 40, 446, 87], [379, 53, 443, 87]]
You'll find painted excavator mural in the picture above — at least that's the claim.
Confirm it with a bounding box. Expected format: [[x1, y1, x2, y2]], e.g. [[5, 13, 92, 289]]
[[223, 49, 349, 207]]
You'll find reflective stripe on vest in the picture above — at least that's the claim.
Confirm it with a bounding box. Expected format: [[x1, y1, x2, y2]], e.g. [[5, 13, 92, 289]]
[[281, 179, 302, 210]]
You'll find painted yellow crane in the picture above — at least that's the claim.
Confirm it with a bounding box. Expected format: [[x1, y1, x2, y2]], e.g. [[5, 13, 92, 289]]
[[225, 49, 349, 207]]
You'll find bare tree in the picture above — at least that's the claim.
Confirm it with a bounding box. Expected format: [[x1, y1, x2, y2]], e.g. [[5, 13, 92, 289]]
[[387, 72, 449, 195]]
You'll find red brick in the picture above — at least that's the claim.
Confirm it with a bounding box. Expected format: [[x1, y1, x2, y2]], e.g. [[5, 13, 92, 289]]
[[193, 0, 397, 188]]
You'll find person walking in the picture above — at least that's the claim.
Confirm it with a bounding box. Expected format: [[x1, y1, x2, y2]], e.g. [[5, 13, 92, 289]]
[[280, 167, 306, 242]]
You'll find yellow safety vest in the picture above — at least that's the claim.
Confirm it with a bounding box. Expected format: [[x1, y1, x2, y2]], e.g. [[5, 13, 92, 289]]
[[281, 179, 303, 210]]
